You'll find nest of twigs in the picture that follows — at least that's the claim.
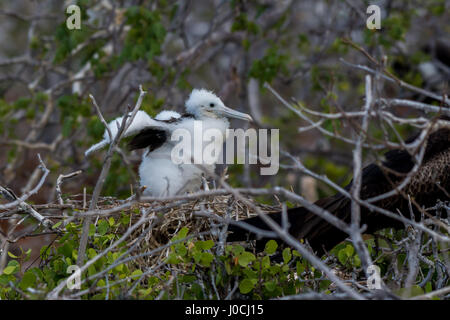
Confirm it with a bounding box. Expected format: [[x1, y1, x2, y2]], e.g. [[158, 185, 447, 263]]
[[59, 193, 281, 271]]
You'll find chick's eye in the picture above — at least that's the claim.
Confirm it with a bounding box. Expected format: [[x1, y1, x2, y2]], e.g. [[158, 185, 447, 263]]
[[209, 103, 215, 107]]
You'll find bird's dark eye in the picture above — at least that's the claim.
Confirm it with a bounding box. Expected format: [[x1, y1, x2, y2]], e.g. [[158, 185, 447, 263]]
[[209, 103, 215, 107]]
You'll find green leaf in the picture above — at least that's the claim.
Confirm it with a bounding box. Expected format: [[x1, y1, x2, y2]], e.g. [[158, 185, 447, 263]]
[[166, 253, 181, 264], [264, 281, 276, 292], [173, 227, 189, 241], [121, 214, 130, 226], [7, 260, 19, 267], [238, 252, 256, 267], [396, 285, 425, 298], [192, 251, 202, 264], [97, 279, 106, 287], [88, 264, 97, 276], [232, 245, 245, 256], [58, 242, 73, 258], [130, 269, 143, 279], [179, 275, 195, 284], [242, 268, 258, 280], [87, 248, 97, 260], [139, 288, 152, 298], [199, 252, 214, 267], [25, 248, 32, 260], [353, 255, 361, 267], [3, 266, 17, 275], [7, 251, 18, 259], [225, 261, 232, 275], [39, 245, 50, 259], [52, 221, 62, 229], [201, 240, 214, 250], [345, 244, 354, 257], [88, 223, 96, 236], [264, 240, 278, 255], [282, 248, 292, 264], [97, 219, 109, 236], [19, 271, 36, 290], [0, 274, 10, 285], [195, 240, 214, 251], [319, 280, 332, 291], [296, 261, 305, 274], [292, 250, 301, 257], [338, 249, 348, 265], [239, 278, 255, 294], [261, 255, 271, 270], [175, 244, 187, 257]]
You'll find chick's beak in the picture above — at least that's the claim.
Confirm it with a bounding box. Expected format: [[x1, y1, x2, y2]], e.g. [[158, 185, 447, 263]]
[[219, 105, 253, 122]]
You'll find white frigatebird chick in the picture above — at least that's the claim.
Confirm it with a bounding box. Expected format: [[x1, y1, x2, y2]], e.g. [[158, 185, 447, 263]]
[[86, 89, 252, 196]]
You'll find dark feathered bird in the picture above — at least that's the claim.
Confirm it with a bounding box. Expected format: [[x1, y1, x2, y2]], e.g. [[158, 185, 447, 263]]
[[228, 119, 450, 254]]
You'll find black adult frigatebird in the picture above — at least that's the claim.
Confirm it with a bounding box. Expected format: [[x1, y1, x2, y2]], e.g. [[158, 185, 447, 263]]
[[228, 118, 450, 254]]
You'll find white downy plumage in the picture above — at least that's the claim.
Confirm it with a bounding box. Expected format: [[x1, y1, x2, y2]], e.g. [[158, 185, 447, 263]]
[[84, 110, 165, 156], [86, 89, 252, 197]]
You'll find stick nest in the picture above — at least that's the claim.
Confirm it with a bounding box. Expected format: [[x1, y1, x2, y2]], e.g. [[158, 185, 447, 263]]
[[60, 193, 280, 270]]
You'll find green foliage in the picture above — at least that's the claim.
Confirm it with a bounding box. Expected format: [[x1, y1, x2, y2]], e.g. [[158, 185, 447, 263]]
[[57, 94, 91, 137], [0, 92, 48, 138], [0, 212, 138, 299], [249, 46, 288, 84], [118, 6, 166, 65], [336, 244, 361, 268], [1, 221, 446, 299], [103, 153, 133, 197], [329, 229, 449, 298], [54, 1, 94, 63], [163, 231, 327, 299], [363, 10, 412, 50], [140, 93, 165, 117], [90, 5, 167, 77], [309, 65, 338, 92], [231, 13, 260, 35], [297, 33, 310, 51], [427, 0, 446, 15], [327, 38, 348, 55], [264, 240, 278, 255], [395, 285, 425, 298], [0, 220, 333, 300], [86, 116, 105, 141]]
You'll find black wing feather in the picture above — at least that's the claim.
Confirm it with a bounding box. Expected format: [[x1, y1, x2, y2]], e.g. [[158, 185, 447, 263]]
[[127, 128, 167, 151], [126, 113, 194, 152]]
